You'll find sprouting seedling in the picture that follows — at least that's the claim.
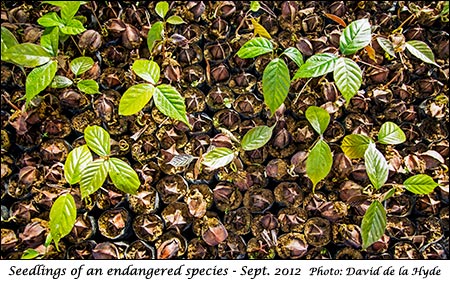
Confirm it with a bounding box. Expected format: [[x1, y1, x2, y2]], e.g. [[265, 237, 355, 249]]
[[341, 122, 439, 249], [147, 1, 186, 54], [292, 18, 372, 105], [167, 124, 275, 171], [236, 35, 303, 115], [304, 106, 333, 192]]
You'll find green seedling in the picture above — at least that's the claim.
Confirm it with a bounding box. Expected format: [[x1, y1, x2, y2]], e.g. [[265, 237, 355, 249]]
[[341, 122, 439, 249]]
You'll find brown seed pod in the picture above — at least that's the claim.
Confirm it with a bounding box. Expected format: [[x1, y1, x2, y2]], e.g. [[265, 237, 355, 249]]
[[161, 202, 193, 232], [206, 85, 235, 111], [224, 207, 252, 235], [392, 242, 421, 259], [92, 242, 126, 259], [243, 188, 274, 213], [156, 174, 188, 204], [1, 228, 19, 252], [217, 232, 246, 259], [128, 183, 159, 214], [187, 238, 218, 259], [320, 201, 348, 222], [97, 207, 131, 240], [246, 236, 277, 259], [19, 219, 48, 248], [95, 184, 126, 211], [213, 182, 242, 212], [66, 214, 97, 244], [421, 242, 447, 259], [276, 232, 308, 259], [386, 216, 416, 240], [304, 217, 331, 247], [66, 240, 97, 259], [265, 158, 288, 181], [278, 207, 308, 233], [70, 110, 102, 134], [125, 240, 155, 259], [184, 184, 213, 218], [274, 182, 304, 207], [335, 247, 363, 259], [40, 139, 71, 164], [131, 135, 160, 162], [183, 65, 206, 87], [132, 214, 164, 243], [79, 29, 102, 52], [332, 223, 362, 248], [233, 93, 263, 118], [155, 230, 187, 259], [202, 216, 228, 246], [366, 234, 390, 255]]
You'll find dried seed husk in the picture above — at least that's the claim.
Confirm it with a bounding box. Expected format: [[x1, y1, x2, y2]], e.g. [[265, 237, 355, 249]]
[[92, 241, 126, 259], [274, 182, 304, 207], [155, 230, 187, 259], [335, 247, 363, 259], [278, 207, 308, 233], [132, 214, 164, 243], [392, 242, 421, 259], [243, 187, 274, 214], [66, 214, 97, 244], [125, 240, 155, 259], [332, 223, 362, 248], [224, 207, 252, 235], [213, 182, 242, 212], [128, 183, 159, 214], [67, 240, 97, 259], [247, 237, 277, 259], [156, 174, 188, 204], [276, 232, 308, 259], [217, 232, 246, 259], [97, 207, 131, 240]]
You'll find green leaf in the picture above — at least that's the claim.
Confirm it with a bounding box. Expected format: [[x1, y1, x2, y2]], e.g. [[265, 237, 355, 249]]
[[147, 21, 164, 52], [37, 12, 64, 28], [155, 1, 169, 19], [166, 15, 185, 25], [376, 37, 396, 58], [49, 193, 77, 248], [241, 125, 274, 151], [80, 159, 109, 198], [341, 134, 373, 159], [119, 84, 155, 116], [40, 27, 59, 56], [59, 1, 81, 22], [70, 56, 94, 76], [250, 1, 261, 12], [306, 139, 332, 191], [132, 59, 160, 84], [84, 125, 110, 157], [25, 60, 57, 106], [378, 122, 406, 145], [405, 40, 439, 66], [4, 43, 52, 68], [202, 147, 235, 170], [77, 79, 99, 95], [108, 157, 140, 195], [403, 174, 438, 195], [236, 37, 273, 59], [339, 18, 372, 55], [333, 57, 362, 104], [1, 26, 19, 61], [64, 144, 92, 184], [292, 53, 337, 80], [305, 106, 330, 135], [50, 75, 73, 88], [281, 47, 304, 67], [361, 200, 386, 250], [154, 84, 189, 126], [21, 249, 40, 259], [364, 143, 388, 190], [60, 18, 86, 35], [262, 58, 290, 115]]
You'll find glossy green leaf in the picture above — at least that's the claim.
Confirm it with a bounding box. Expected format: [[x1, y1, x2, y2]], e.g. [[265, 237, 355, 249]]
[[147, 21, 164, 52], [403, 174, 438, 195], [37, 12, 64, 28], [241, 125, 274, 151], [40, 27, 59, 56], [1, 26, 19, 61], [405, 40, 439, 66], [59, 1, 81, 22], [119, 84, 155, 116], [361, 200, 386, 249], [25, 60, 57, 106], [364, 143, 388, 190], [132, 59, 160, 84], [339, 18, 372, 55], [281, 47, 304, 67], [64, 144, 92, 184], [334, 57, 362, 105], [166, 15, 185, 25], [80, 159, 109, 198], [236, 37, 273, 59], [50, 75, 73, 88], [70, 56, 94, 76], [262, 58, 290, 115], [108, 157, 140, 195], [202, 147, 235, 170], [376, 37, 396, 58], [77, 79, 99, 95], [49, 193, 77, 248], [84, 125, 110, 157], [378, 122, 406, 145], [292, 53, 338, 80], [341, 134, 373, 159], [155, 1, 169, 19], [305, 106, 330, 135], [21, 249, 40, 259], [306, 139, 332, 191], [154, 84, 190, 126], [250, 1, 261, 12], [4, 43, 52, 68], [60, 18, 86, 35]]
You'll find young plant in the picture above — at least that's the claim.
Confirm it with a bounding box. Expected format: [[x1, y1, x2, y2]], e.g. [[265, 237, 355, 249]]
[[304, 106, 333, 192], [38, 1, 86, 41], [147, 1, 186, 54], [293, 18, 372, 105], [236, 36, 303, 115], [50, 56, 100, 94], [341, 122, 439, 249]]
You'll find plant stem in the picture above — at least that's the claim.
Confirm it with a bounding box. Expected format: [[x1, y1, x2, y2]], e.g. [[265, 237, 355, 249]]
[[292, 77, 313, 106]]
